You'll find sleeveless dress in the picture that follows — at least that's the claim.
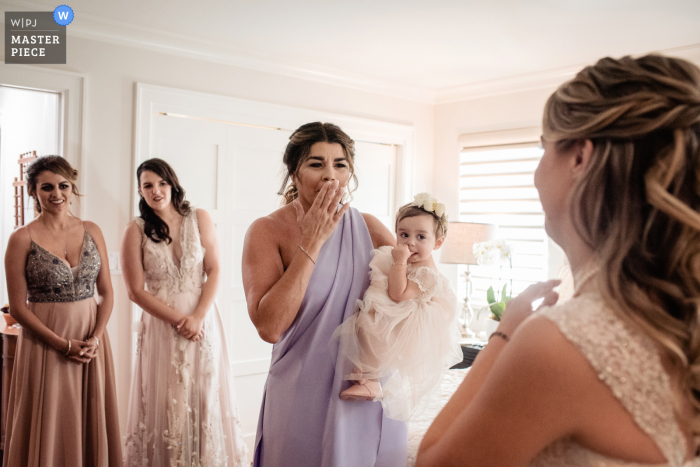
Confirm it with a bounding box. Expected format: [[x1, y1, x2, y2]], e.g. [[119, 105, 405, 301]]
[[122, 209, 248, 467], [532, 294, 700, 467], [333, 245, 463, 422], [3, 230, 122, 467]]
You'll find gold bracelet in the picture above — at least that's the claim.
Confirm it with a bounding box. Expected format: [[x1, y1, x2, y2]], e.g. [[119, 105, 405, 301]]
[[90, 335, 99, 349], [392, 262, 407, 266], [64, 339, 72, 356], [298, 245, 316, 265], [489, 331, 509, 343]]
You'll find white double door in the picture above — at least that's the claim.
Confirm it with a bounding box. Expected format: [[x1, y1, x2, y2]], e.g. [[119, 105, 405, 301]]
[[146, 108, 398, 453]]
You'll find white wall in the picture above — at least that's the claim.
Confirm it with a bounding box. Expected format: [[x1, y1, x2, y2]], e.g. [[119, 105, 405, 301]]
[[0, 87, 60, 306], [1, 35, 434, 454]]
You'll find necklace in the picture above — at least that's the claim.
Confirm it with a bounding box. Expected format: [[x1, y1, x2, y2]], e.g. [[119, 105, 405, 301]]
[[39, 217, 70, 259], [573, 260, 600, 296]]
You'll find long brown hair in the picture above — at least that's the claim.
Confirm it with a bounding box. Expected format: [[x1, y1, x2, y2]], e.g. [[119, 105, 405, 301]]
[[136, 158, 190, 243], [278, 122, 358, 205], [543, 54, 700, 431], [26, 156, 80, 213]]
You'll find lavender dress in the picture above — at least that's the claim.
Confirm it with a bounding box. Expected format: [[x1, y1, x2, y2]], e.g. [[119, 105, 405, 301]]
[[253, 207, 407, 467]]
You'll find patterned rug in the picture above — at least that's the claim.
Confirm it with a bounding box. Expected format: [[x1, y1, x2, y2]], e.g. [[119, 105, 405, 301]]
[[406, 368, 470, 466]]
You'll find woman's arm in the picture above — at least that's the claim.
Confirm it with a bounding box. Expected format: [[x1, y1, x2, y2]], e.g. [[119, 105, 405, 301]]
[[81, 222, 114, 358], [416, 316, 582, 467], [120, 220, 185, 326], [418, 281, 560, 457], [417, 280, 578, 467], [243, 181, 348, 343], [176, 209, 219, 340], [361, 213, 395, 249], [4, 228, 90, 362]]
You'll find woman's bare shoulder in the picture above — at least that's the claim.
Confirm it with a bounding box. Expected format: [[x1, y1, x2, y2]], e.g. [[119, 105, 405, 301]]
[[7, 225, 32, 247], [83, 220, 103, 236], [248, 204, 295, 238], [501, 313, 606, 397]]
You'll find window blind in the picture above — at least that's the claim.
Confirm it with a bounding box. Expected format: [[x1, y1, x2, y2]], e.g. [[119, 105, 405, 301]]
[[458, 141, 546, 311]]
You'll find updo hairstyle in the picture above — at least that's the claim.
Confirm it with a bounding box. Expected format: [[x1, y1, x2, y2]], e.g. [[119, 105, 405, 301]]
[[26, 155, 80, 213], [278, 122, 358, 205]]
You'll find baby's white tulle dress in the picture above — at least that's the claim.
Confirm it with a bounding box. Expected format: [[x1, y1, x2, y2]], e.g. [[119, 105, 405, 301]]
[[334, 246, 463, 422]]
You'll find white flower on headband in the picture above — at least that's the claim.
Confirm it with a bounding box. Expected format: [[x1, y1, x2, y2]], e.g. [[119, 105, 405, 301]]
[[412, 192, 448, 226], [435, 203, 446, 217], [413, 192, 435, 211]]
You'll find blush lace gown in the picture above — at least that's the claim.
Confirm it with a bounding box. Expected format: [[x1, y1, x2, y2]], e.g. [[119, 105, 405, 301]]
[[123, 208, 248, 467]]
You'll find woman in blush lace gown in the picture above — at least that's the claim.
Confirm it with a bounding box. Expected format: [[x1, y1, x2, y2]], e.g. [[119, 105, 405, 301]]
[[417, 55, 700, 466], [121, 158, 248, 467]]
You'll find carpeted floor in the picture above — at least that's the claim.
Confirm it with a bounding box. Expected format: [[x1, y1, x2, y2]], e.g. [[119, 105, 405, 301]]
[[406, 368, 470, 466]]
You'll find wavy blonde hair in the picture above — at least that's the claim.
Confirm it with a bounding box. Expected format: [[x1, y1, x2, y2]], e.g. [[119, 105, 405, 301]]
[[543, 54, 700, 432]]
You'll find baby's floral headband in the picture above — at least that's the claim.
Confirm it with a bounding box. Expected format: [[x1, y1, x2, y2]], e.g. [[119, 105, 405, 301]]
[[412, 192, 448, 227]]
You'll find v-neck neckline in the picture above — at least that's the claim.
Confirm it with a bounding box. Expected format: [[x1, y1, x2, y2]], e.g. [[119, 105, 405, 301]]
[[31, 230, 89, 275], [168, 213, 188, 274]]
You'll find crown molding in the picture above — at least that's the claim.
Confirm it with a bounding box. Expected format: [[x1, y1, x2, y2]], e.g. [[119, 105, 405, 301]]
[[3, 1, 698, 106], [435, 43, 700, 104], [435, 65, 580, 105], [0, 0, 436, 104]]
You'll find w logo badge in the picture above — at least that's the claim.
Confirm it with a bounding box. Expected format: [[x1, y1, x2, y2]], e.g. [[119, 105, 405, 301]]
[[53, 5, 73, 26]]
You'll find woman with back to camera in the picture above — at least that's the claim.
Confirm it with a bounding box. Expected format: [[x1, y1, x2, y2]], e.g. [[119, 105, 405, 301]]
[[417, 54, 700, 466], [121, 158, 248, 466], [243, 122, 408, 467], [3, 156, 122, 466]]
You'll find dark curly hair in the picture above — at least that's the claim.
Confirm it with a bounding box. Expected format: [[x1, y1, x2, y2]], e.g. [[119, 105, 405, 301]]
[[136, 158, 190, 243]]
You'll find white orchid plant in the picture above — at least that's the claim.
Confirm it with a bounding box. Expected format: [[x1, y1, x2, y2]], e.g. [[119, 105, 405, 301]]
[[473, 239, 513, 321]]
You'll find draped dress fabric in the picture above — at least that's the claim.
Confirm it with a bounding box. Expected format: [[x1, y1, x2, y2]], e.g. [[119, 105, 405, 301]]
[[122, 209, 248, 467], [333, 246, 463, 422], [531, 294, 700, 467], [3, 230, 122, 467], [254, 207, 408, 467]]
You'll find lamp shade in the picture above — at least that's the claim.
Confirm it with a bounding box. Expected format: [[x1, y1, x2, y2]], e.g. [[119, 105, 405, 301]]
[[440, 222, 496, 265]]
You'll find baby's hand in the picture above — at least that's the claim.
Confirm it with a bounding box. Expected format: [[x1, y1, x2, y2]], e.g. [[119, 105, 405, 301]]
[[391, 244, 411, 263]]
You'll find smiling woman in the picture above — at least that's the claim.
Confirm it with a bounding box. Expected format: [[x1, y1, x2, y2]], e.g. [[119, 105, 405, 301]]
[[2, 156, 122, 467]]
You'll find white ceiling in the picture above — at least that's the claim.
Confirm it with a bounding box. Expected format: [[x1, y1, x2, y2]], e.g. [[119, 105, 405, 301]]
[[3, 0, 700, 101]]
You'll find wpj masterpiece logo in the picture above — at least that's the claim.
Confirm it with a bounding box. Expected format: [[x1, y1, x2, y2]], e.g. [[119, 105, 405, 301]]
[[5, 5, 73, 64]]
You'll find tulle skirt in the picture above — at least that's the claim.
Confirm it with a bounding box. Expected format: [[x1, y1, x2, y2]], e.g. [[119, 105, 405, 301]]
[[122, 291, 248, 467], [333, 249, 462, 422]]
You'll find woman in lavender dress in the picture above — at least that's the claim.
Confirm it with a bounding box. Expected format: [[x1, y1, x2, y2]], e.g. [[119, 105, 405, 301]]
[[242, 122, 408, 467]]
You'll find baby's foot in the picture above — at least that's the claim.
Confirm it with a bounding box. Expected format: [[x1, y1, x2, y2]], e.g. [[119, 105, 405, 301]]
[[339, 380, 382, 402]]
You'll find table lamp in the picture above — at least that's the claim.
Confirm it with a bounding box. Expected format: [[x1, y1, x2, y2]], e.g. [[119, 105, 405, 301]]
[[440, 222, 496, 337]]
